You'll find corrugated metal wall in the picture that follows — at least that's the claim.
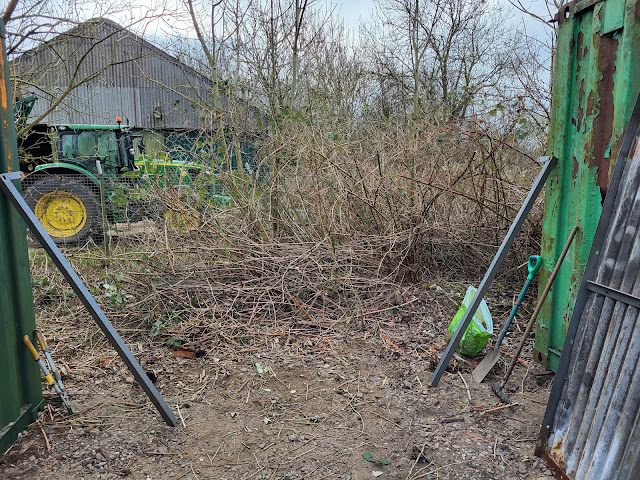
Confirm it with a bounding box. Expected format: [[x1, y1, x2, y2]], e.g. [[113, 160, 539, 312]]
[[534, 0, 640, 372], [12, 18, 225, 129], [537, 99, 640, 479]]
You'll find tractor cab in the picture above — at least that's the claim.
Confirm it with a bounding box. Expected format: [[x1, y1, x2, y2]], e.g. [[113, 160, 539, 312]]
[[55, 124, 138, 176]]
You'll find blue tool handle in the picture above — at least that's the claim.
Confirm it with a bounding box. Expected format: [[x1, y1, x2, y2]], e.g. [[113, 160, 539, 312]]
[[527, 255, 542, 279], [495, 256, 542, 347]]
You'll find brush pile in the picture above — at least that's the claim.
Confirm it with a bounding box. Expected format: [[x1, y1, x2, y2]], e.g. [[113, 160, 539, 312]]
[[31, 122, 544, 358]]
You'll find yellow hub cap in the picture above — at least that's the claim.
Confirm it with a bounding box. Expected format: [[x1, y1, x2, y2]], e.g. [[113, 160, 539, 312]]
[[35, 191, 87, 238]]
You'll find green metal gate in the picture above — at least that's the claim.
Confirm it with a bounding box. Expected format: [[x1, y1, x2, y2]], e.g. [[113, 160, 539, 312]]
[[0, 20, 43, 455], [534, 0, 640, 371]]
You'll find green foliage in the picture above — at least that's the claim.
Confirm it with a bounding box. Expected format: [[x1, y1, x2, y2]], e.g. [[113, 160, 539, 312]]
[[103, 272, 134, 305], [362, 452, 390, 466], [150, 310, 185, 338]]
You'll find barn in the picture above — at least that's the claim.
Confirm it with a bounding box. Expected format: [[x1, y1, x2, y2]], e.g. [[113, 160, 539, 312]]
[[11, 17, 242, 161]]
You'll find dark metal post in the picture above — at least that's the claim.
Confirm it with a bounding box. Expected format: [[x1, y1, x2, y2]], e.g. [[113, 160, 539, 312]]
[[0, 172, 178, 427], [96, 160, 110, 253], [430, 156, 557, 387]]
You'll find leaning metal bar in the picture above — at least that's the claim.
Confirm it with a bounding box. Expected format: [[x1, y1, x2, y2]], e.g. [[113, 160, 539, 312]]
[[586, 281, 640, 309], [430, 156, 557, 387], [0, 172, 178, 427]]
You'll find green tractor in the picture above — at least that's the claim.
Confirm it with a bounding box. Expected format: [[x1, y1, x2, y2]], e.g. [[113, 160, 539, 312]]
[[19, 120, 203, 244]]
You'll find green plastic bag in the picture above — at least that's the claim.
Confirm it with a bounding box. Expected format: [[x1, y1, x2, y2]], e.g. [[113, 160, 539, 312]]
[[447, 286, 493, 357]]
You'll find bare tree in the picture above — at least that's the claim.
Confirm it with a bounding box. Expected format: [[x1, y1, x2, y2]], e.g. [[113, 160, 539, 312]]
[[365, 0, 526, 124], [301, 19, 368, 126]]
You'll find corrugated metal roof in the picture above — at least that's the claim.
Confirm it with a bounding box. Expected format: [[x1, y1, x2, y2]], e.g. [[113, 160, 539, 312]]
[[12, 18, 221, 129], [537, 97, 640, 479]]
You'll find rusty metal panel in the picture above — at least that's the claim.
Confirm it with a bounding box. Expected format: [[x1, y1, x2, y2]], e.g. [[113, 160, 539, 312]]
[[11, 18, 215, 129], [534, 0, 640, 371], [536, 96, 640, 479]]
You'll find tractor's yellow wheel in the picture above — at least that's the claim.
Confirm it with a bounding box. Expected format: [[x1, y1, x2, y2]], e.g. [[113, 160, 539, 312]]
[[24, 175, 101, 245], [34, 191, 87, 238]]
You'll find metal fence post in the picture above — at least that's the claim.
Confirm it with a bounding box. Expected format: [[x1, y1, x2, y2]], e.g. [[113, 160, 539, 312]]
[[96, 160, 110, 254]]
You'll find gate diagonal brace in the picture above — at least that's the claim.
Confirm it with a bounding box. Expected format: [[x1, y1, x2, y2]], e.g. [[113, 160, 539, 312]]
[[0, 172, 178, 427]]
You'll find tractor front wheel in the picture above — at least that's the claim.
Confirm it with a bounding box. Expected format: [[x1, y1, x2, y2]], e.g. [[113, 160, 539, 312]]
[[24, 175, 101, 245]]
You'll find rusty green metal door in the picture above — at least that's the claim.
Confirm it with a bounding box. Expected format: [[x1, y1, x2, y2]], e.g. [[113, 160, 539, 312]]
[[0, 20, 43, 456], [534, 0, 640, 371]]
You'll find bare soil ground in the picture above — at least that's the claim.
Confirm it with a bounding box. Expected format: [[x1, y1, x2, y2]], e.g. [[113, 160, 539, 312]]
[[1, 278, 556, 480]]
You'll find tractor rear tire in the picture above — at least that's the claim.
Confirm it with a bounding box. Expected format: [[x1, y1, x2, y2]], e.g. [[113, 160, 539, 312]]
[[23, 175, 102, 245]]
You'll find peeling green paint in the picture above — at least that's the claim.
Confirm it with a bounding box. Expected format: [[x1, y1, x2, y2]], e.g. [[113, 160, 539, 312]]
[[534, 0, 640, 371], [0, 20, 43, 455]]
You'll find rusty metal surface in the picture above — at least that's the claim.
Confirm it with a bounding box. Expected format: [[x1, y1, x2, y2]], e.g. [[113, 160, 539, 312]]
[[534, 0, 640, 372], [539, 449, 572, 480], [12, 18, 220, 129], [537, 93, 640, 479]]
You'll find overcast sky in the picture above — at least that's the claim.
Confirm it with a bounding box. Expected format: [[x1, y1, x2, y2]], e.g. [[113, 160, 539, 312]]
[[335, 0, 555, 47], [338, 0, 375, 26], [335, 0, 555, 68], [0, 0, 556, 45], [1, 0, 557, 68]]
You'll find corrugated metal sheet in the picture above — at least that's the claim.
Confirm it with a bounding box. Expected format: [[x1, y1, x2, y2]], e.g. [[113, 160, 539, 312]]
[[0, 19, 43, 455], [12, 18, 223, 129], [536, 98, 640, 479], [534, 0, 640, 371]]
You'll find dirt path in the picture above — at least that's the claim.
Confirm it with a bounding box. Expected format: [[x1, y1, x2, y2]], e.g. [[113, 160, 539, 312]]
[[1, 315, 556, 480]]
